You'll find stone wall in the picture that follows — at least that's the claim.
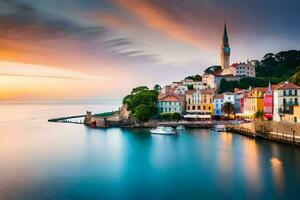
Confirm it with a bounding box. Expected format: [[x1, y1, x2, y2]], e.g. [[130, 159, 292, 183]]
[[239, 121, 300, 136]]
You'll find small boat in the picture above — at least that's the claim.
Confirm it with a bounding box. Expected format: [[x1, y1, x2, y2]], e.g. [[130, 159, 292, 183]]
[[212, 124, 227, 132], [150, 126, 176, 135], [176, 125, 186, 131]]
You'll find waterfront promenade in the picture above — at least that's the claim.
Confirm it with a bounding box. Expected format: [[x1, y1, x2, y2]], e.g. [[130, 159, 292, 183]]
[[227, 121, 300, 146]]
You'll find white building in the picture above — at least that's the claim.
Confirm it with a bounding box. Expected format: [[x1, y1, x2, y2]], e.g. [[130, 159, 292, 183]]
[[202, 73, 217, 89], [213, 92, 235, 116], [231, 61, 255, 77], [273, 82, 300, 122], [174, 85, 188, 96], [224, 92, 235, 104]]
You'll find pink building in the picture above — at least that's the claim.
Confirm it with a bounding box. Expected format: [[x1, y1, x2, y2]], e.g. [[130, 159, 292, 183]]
[[264, 82, 273, 119]]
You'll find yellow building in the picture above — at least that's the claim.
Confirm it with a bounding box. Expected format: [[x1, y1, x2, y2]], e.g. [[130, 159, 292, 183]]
[[185, 89, 214, 114], [243, 87, 267, 118], [282, 106, 300, 123]]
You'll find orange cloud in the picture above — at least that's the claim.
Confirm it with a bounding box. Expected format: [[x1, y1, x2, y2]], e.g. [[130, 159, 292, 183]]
[[113, 0, 204, 49], [89, 13, 133, 29]]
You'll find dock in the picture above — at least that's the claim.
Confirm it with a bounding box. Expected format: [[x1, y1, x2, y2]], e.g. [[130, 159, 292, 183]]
[[48, 115, 85, 124]]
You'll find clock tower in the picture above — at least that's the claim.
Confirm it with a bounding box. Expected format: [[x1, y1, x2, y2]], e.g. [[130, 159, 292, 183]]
[[221, 24, 230, 72]]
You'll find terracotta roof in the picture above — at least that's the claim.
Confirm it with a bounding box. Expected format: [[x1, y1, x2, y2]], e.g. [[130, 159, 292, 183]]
[[200, 88, 215, 94], [252, 87, 268, 93], [215, 93, 224, 99], [185, 89, 195, 95], [275, 82, 300, 90], [158, 93, 184, 102], [231, 63, 238, 68]]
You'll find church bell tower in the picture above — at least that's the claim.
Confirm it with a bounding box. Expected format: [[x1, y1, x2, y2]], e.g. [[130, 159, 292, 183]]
[[221, 24, 230, 72]]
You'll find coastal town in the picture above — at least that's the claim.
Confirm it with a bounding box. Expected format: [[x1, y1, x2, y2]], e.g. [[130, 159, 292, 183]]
[[73, 24, 300, 144], [149, 24, 300, 123]]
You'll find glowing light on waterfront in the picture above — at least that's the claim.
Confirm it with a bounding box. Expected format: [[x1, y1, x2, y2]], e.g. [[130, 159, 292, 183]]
[[271, 157, 284, 194]]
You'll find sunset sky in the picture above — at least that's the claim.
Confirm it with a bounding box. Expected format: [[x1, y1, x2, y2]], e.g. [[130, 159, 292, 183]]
[[0, 0, 300, 101]]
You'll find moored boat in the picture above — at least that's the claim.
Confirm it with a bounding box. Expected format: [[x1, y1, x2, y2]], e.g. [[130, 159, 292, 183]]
[[176, 125, 186, 131], [150, 126, 176, 135], [212, 124, 227, 132]]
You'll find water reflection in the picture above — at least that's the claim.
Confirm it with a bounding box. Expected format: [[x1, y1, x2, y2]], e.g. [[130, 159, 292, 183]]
[[242, 139, 262, 191], [218, 133, 233, 176], [271, 158, 284, 193]]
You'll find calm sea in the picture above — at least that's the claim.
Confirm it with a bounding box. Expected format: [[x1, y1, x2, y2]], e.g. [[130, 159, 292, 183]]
[[0, 102, 300, 200]]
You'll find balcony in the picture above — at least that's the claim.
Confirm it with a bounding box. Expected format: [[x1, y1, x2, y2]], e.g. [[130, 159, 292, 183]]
[[283, 101, 299, 106], [279, 106, 294, 114]]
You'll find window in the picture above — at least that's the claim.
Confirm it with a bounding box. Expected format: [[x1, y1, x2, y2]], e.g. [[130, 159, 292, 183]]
[[208, 106, 211, 110], [283, 98, 286, 104], [289, 90, 292, 96], [192, 106, 196, 110], [295, 90, 298, 96], [295, 98, 298, 105], [203, 106, 206, 110], [283, 90, 286, 96], [197, 106, 200, 110], [187, 106, 190, 110]]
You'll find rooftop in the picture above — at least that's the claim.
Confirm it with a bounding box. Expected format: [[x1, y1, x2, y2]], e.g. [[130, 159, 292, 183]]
[[275, 82, 300, 90]]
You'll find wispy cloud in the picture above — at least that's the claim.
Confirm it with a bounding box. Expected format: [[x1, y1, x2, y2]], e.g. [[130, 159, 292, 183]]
[[113, 0, 205, 49], [0, 73, 87, 80]]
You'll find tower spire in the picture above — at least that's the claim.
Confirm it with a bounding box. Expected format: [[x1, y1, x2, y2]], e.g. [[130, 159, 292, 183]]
[[222, 24, 229, 47]]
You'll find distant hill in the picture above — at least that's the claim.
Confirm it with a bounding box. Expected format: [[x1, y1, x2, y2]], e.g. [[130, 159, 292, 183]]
[[289, 69, 300, 86], [256, 50, 300, 80]]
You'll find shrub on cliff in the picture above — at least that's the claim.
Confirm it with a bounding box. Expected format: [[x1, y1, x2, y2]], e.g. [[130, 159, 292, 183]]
[[122, 86, 158, 121]]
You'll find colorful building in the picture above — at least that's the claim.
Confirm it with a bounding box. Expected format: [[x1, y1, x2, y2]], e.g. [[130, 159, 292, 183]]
[[273, 82, 300, 122], [282, 106, 300, 123], [186, 89, 214, 114], [243, 87, 267, 118], [157, 93, 185, 114], [213, 93, 224, 116], [264, 82, 274, 120]]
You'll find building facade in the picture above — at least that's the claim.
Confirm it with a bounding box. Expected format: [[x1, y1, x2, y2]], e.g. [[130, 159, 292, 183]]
[[231, 61, 255, 77], [157, 93, 185, 114], [213, 94, 224, 116], [186, 89, 214, 114], [273, 82, 300, 122], [264, 82, 274, 120], [243, 87, 266, 118]]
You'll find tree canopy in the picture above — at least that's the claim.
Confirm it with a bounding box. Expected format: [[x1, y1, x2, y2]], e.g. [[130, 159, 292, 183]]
[[185, 74, 202, 81], [256, 50, 300, 78], [204, 65, 222, 74], [222, 102, 235, 118], [122, 86, 158, 122]]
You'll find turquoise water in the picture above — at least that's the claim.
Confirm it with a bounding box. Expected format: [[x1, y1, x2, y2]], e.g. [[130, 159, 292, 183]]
[[1, 103, 300, 199]]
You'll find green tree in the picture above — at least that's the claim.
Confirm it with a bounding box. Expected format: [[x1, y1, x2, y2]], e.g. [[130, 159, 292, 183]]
[[204, 65, 222, 74], [134, 104, 157, 122], [253, 110, 264, 121], [185, 74, 202, 81], [160, 112, 182, 121], [131, 86, 149, 94], [222, 102, 235, 118], [153, 84, 161, 92], [219, 79, 238, 93], [187, 84, 194, 90]]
